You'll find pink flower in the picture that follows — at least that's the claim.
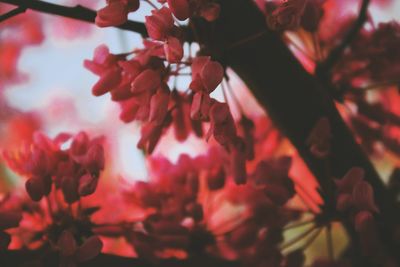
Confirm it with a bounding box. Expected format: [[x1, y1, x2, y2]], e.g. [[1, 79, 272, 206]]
[[164, 36, 184, 63], [145, 7, 175, 40], [92, 67, 122, 96], [96, 1, 129, 27], [137, 122, 165, 153], [207, 102, 237, 148], [131, 69, 161, 94], [149, 85, 170, 125], [190, 92, 212, 120], [190, 56, 224, 93]]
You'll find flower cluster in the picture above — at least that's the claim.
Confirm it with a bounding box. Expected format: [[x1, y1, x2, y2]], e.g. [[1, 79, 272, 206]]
[[1, 131, 105, 263], [91, 150, 302, 264], [95, 0, 220, 28], [88, 0, 255, 184], [335, 167, 378, 233], [266, 0, 324, 32], [330, 21, 400, 159], [334, 21, 400, 86], [3, 131, 105, 203]]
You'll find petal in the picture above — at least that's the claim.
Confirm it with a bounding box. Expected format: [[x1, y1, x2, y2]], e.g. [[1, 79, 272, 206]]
[[200, 60, 224, 93], [131, 69, 161, 94]]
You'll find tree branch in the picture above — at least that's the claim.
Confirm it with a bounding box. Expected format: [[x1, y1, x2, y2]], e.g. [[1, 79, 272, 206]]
[[316, 0, 370, 76], [0, 6, 25, 22], [211, 0, 398, 264], [0, 0, 148, 36]]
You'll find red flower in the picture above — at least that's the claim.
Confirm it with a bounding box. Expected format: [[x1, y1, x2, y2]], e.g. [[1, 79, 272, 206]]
[[96, 0, 140, 27], [96, 1, 129, 27], [164, 36, 184, 63], [92, 67, 122, 96], [167, 0, 190, 21], [131, 69, 161, 94], [207, 101, 237, 148], [190, 56, 224, 94], [149, 85, 170, 125], [190, 92, 213, 120], [266, 0, 306, 31], [145, 7, 175, 41]]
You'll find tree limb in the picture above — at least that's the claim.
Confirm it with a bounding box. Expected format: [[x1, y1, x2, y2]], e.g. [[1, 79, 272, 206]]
[[211, 0, 398, 264]]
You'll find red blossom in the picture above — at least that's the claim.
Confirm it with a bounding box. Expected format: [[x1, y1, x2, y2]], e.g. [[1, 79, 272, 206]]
[[164, 36, 184, 63], [131, 69, 162, 94], [96, 0, 140, 27], [4, 131, 105, 203], [190, 56, 224, 94], [167, 0, 190, 21], [145, 7, 175, 41], [207, 101, 238, 148]]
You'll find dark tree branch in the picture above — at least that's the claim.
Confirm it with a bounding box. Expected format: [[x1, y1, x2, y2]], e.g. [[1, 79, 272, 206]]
[[0, 0, 148, 36], [0, 6, 25, 22], [316, 0, 370, 75], [211, 0, 398, 264]]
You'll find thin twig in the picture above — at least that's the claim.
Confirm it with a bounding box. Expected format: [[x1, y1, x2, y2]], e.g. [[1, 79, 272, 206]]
[[0, 6, 25, 22], [317, 0, 370, 74], [280, 225, 317, 250], [300, 227, 322, 251], [283, 219, 314, 231], [0, 0, 148, 35]]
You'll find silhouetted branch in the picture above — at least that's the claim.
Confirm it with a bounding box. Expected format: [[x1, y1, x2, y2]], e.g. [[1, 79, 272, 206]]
[[0, 0, 148, 35], [0, 5, 25, 22]]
